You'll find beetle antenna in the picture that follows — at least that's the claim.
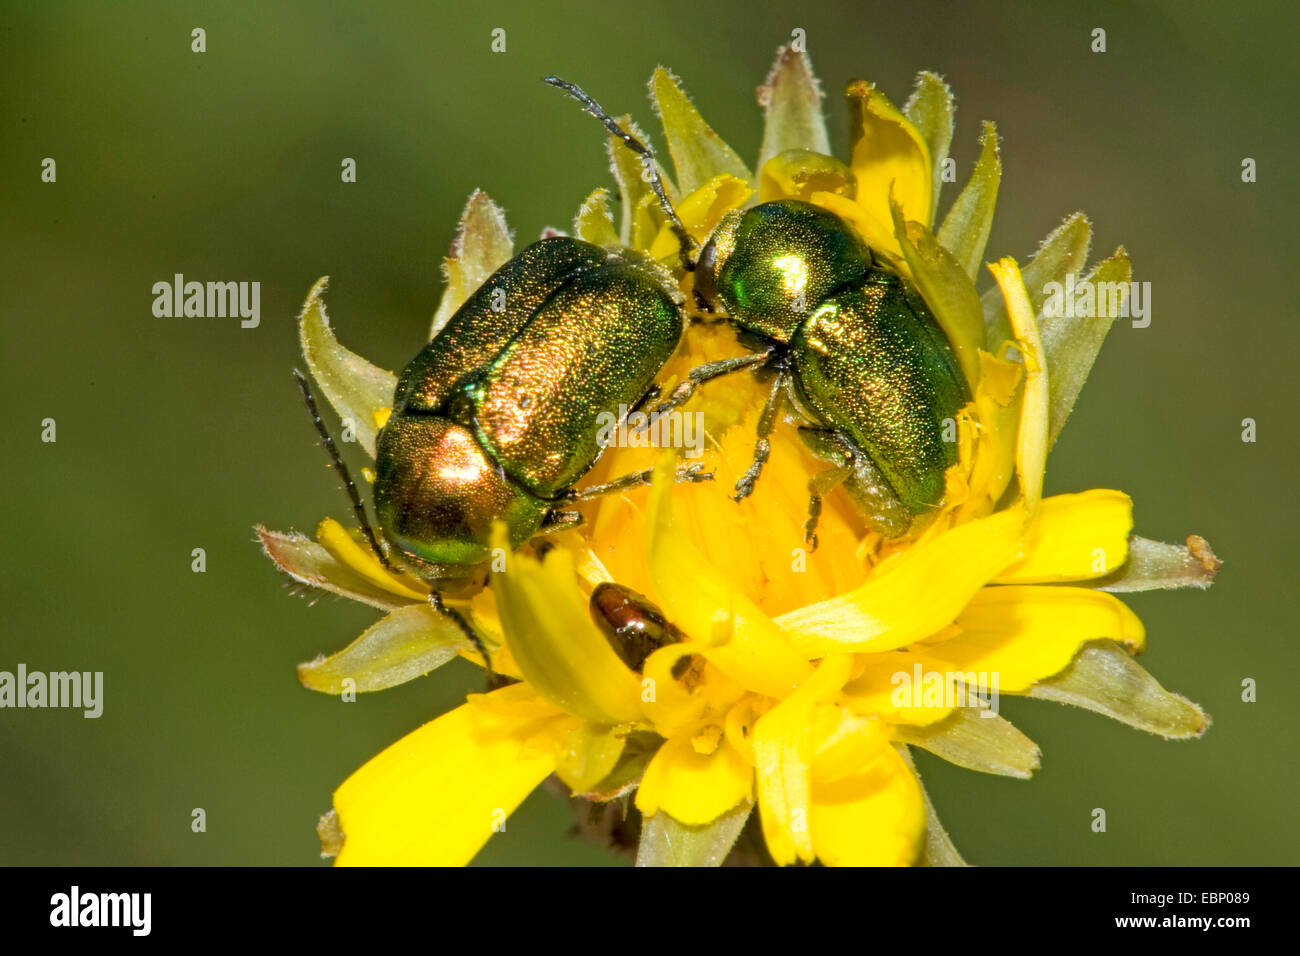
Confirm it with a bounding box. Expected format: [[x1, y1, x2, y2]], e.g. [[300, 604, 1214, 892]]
[[542, 75, 696, 271], [291, 368, 395, 573]]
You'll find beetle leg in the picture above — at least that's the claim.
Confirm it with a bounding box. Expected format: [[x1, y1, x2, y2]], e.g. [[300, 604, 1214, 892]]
[[636, 350, 774, 431], [535, 510, 585, 535], [428, 590, 495, 681], [797, 426, 913, 539], [629, 383, 661, 415], [566, 462, 713, 502], [804, 463, 853, 552], [731, 374, 788, 502]]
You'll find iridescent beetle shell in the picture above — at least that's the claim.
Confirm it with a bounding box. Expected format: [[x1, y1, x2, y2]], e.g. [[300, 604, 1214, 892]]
[[375, 237, 683, 573]]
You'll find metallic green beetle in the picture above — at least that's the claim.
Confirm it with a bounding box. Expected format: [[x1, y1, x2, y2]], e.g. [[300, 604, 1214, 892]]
[[374, 237, 701, 581], [297, 238, 702, 670], [688, 199, 971, 543], [295, 84, 716, 670], [547, 78, 971, 545]]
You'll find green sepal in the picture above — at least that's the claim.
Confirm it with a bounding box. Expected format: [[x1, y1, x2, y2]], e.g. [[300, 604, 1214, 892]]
[[429, 190, 515, 339], [890, 197, 986, 388], [635, 800, 753, 867], [297, 603, 472, 694], [894, 706, 1041, 779], [937, 121, 1000, 280], [298, 278, 396, 458], [1093, 535, 1221, 592], [758, 45, 831, 169], [1028, 640, 1211, 739], [1040, 248, 1131, 447], [903, 71, 955, 223], [650, 67, 752, 197]]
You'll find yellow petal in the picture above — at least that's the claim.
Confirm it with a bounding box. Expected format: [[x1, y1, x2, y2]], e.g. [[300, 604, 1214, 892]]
[[429, 190, 514, 338], [840, 652, 958, 726], [723, 695, 770, 767], [490, 526, 643, 724], [258, 525, 418, 612], [752, 655, 854, 865], [316, 518, 430, 602], [976, 349, 1023, 405], [645, 454, 812, 697], [466, 680, 563, 719], [554, 722, 627, 793], [810, 745, 924, 866], [758, 150, 856, 205], [333, 692, 568, 865], [585, 320, 869, 617], [925, 586, 1146, 692], [776, 506, 1026, 656], [635, 731, 753, 826], [989, 258, 1048, 511], [846, 80, 933, 245], [811, 190, 896, 258], [647, 175, 752, 261], [959, 350, 1022, 517], [810, 704, 892, 782], [994, 490, 1133, 583], [639, 644, 708, 736]]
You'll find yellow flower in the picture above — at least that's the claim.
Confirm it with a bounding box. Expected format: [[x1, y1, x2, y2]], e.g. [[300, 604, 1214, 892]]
[[260, 46, 1221, 867]]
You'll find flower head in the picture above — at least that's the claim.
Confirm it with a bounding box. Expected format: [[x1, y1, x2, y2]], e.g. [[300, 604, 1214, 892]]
[[261, 46, 1220, 866]]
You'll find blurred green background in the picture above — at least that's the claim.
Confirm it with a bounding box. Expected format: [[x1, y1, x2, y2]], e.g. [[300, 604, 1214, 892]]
[[2, 0, 1296, 865]]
